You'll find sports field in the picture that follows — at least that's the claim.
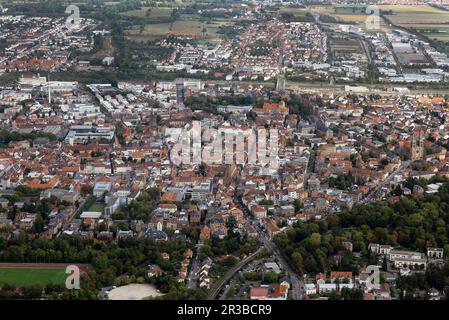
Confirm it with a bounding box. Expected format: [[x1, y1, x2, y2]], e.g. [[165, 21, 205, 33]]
[[0, 263, 89, 287], [0, 267, 66, 287]]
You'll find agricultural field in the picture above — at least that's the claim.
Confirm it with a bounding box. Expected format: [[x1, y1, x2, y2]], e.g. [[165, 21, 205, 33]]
[[331, 38, 362, 53], [0, 267, 67, 287], [322, 5, 391, 32], [334, 5, 368, 15], [120, 6, 173, 19], [381, 4, 449, 24], [379, 5, 449, 41], [124, 14, 232, 42], [379, 5, 447, 14], [280, 7, 306, 13], [334, 14, 368, 23], [279, 7, 309, 16], [332, 15, 390, 33], [329, 4, 449, 40], [405, 24, 449, 41], [308, 5, 334, 15]]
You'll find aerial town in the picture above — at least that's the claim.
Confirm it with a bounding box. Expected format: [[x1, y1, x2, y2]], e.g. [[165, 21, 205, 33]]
[[1, 0, 449, 303]]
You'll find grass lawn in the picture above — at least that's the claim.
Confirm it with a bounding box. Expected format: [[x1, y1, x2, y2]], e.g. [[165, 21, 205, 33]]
[[87, 202, 106, 212], [0, 268, 67, 287]]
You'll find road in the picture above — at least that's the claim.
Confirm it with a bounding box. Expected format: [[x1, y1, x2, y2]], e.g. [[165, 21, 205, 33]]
[[252, 220, 304, 300], [311, 13, 327, 63], [234, 196, 304, 300], [364, 160, 412, 203], [207, 247, 263, 300], [361, 38, 373, 65], [187, 242, 202, 290], [205, 78, 449, 96], [218, 259, 259, 300]]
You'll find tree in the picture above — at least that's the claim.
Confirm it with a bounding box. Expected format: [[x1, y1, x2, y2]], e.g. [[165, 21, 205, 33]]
[[199, 244, 213, 260], [92, 253, 109, 273], [225, 287, 236, 299], [31, 215, 45, 234], [309, 233, 321, 247], [291, 251, 304, 274], [197, 162, 208, 177], [293, 199, 302, 213], [340, 287, 363, 300], [80, 185, 93, 196], [273, 233, 289, 249], [393, 184, 403, 196], [22, 284, 44, 299], [304, 256, 318, 273], [247, 110, 257, 121], [264, 270, 279, 283], [382, 256, 388, 271]]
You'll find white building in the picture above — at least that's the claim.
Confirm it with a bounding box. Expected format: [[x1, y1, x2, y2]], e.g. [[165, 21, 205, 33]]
[[304, 283, 317, 295], [389, 250, 427, 269]]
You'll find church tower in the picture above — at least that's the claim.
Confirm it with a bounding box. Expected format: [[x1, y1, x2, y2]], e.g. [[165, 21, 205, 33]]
[[411, 128, 424, 161]]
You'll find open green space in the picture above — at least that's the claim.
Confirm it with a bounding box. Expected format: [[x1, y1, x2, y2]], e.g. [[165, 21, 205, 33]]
[[87, 202, 106, 213], [125, 14, 231, 42], [0, 268, 66, 287], [120, 6, 173, 19]]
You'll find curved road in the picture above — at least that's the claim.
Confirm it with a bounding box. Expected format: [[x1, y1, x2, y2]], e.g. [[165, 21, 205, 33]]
[[364, 160, 412, 204], [234, 196, 304, 300], [252, 222, 304, 300], [207, 248, 263, 300]]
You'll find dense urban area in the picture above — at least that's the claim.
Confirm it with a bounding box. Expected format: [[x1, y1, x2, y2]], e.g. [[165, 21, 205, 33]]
[[1, 0, 449, 301]]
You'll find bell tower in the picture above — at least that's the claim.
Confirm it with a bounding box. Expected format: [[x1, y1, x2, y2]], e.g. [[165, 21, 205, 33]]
[[411, 128, 424, 161]]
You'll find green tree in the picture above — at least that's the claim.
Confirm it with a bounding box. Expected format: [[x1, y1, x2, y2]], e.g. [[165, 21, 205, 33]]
[[197, 162, 208, 177], [264, 270, 279, 283], [291, 251, 304, 274]]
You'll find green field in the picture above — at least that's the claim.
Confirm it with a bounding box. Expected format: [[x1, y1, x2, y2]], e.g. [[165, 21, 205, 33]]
[[315, 4, 390, 32], [125, 14, 231, 42], [379, 4, 449, 40], [87, 202, 106, 213], [403, 24, 449, 41], [120, 6, 173, 19], [327, 4, 449, 35], [369, 5, 449, 42], [334, 5, 367, 14], [0, 268, 66, 287]]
